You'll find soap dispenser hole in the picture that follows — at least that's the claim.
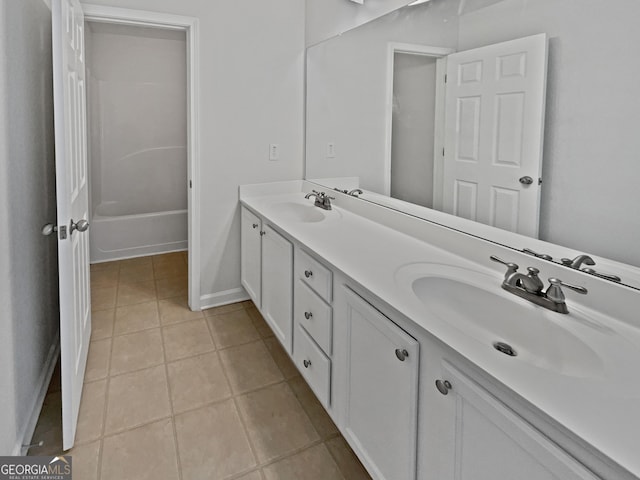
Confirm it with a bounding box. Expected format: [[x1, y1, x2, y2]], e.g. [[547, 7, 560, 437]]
[[493, 341, 517, 357]]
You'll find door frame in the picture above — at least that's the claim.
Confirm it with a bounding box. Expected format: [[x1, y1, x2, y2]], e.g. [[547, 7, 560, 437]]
[[82, 4, 202, 310], [383, 43, 454, 201]]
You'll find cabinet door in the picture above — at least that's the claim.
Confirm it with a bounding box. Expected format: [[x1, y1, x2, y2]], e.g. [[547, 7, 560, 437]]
[[261, 224, 293, 352], [343, 287, 419, 480], [441, 361, 600, 480], [240, 207, 262, 307]]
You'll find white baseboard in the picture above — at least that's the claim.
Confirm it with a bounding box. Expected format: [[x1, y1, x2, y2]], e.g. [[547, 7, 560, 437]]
[[13, 330, 60, 456], [199, 287, 250, 311]]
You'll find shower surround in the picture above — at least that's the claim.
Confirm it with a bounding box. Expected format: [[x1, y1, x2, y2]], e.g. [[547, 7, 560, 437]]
[[86, 22, 187, 262]]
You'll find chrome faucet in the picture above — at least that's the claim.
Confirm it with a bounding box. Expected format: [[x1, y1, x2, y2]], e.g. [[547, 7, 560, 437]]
[[560, 254, 622, 282], [490, 256, 587, 314], [348, 188, 364, 197], [561, 255, 595, 269], [304, 190, 334, 210]]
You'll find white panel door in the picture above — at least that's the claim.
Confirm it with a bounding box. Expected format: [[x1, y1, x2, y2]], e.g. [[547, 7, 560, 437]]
[[52, 0, 91, 450], [442, 34, 547, 237], [342, 287, 419, 480], [240, 207, 262, 307], [441, 362, 600, 480], [261, 224, 293, 352]]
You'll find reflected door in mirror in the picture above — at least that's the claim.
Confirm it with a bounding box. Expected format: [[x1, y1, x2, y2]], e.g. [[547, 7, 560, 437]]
[[442, 34, 548, 237]]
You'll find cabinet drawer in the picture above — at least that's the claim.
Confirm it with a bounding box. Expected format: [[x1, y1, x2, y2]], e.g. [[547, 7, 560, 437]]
[[295, 249, 332, 302], [294, 280, 332, 355], [294, 324, 331, 408]]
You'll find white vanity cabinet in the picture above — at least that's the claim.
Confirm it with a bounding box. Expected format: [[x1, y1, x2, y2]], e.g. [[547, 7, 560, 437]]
[[341, 286, 420, 480], [293, 248, 334, 408], [437, 362, 600, 480], [238, 195, 619, 480], [240, 206, 293, 352], [240, 207, 262, 306]]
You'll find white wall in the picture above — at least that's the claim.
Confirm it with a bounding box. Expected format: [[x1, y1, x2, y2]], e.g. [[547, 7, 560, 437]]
[[0, 0, 59, 455], [457, 0, 640, 266], [81, 0, 306, 305], [306, 1, 458, 193], [305, 0, 411, 47], [390, 53, 438, 207], [0, 2, 16, 456], [86, 23, 187, 216]]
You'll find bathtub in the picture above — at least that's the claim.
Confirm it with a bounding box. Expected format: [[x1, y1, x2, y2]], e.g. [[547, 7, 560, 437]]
[[89, 207, 187, 263]]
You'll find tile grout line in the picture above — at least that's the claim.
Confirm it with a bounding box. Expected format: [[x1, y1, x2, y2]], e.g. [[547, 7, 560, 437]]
[[157, 297, 185, 480], [204, 317, 262, 476], [95, 258, 120, 480]]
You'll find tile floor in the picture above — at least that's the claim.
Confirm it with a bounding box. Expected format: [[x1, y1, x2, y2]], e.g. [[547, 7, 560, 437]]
[[28, 252, 371, 480]]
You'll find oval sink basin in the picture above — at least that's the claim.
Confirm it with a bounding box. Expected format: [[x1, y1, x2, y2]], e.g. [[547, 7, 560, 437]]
[[396, 263, 604, 378], [271, 202, 327, 223]]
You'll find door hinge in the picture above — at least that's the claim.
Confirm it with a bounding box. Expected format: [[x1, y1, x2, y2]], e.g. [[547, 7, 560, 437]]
[[442, 148, 445, 156], [444, 74, 448, 83], [538, 178, 543, 185], [59, 225, 67, 240], [189, 180, 192, 188]]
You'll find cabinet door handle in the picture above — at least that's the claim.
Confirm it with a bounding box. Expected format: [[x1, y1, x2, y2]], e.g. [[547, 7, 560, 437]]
[[304, 311, 313, 320], [435, 379, 452, 395], [395, 349, 409, 361], [304, 270, 313, 278], [303, 359, 312, 368], [252, 223, 259, 229], [259, 231, 266, 236]]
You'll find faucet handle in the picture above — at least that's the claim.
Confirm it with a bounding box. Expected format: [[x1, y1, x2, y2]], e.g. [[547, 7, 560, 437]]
[[581, 267, 622, 283], [490, 255, 519, 271], [548, 278, 588, 294], [523, 248, 553, 261], [546, 277, 588, 303]]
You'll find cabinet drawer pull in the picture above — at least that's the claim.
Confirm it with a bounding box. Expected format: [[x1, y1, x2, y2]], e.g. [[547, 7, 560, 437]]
[[395, 349, 409, 361], [304, 311, 313, 320], [259, 231, 266, 236], [252, 223, 259, 229], [304, 270, 313, 278], [435, 379, 452, 395], [303, 359, 312, 368]]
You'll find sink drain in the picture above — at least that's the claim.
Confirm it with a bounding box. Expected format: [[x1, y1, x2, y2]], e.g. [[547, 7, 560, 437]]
[[493, 341, 517, 357]]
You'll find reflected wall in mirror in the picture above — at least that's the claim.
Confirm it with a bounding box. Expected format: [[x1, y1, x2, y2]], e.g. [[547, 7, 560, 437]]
[[306, 0, 640, 287]]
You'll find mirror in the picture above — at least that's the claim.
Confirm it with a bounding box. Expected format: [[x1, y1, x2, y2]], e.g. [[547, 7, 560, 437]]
[[305, 0, 640, 290]]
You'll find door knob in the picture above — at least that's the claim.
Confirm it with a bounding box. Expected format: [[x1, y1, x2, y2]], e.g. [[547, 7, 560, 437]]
[[519, 176, 534, 185], [41, 223, 57, 236], [70, 219, 89, 235]]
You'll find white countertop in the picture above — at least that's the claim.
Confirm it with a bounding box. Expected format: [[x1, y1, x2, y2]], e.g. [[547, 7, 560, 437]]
[[240, 189, 640, 479]]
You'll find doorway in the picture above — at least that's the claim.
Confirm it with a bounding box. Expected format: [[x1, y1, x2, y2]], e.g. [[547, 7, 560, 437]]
[[83, 5, 201, 310], [383, 43, 453, 206], [85, 22, 188, 263]]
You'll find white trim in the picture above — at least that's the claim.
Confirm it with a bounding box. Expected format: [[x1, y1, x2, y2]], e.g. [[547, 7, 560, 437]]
[[13, 332, 60, 456], [200, 288, 251, 311], [82, 5, 201, 311], [432, 56, 448, 210], [383, 43, 455, 197]]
